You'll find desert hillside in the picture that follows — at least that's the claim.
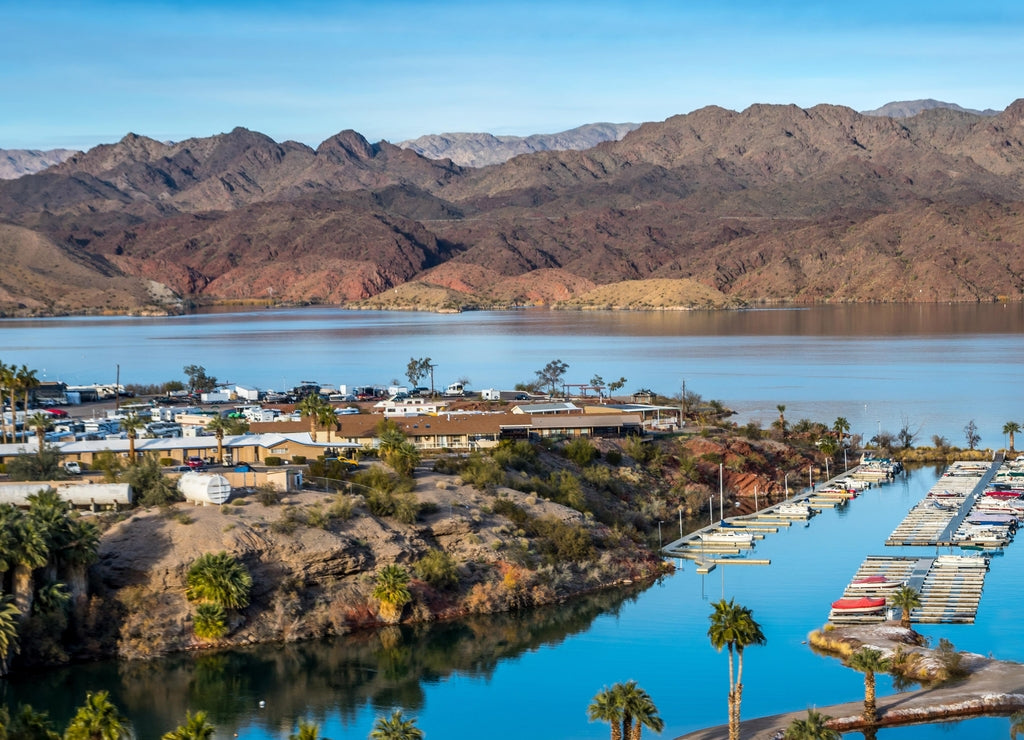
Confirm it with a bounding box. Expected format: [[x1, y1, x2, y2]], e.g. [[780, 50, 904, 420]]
[[2, 101, 1024, 315]]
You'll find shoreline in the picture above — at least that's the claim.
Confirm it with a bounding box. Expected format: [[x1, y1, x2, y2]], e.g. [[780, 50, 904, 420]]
[[677, 624, 1024, 740]]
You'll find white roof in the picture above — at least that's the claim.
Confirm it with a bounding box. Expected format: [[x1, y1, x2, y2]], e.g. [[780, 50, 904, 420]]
[[0, 433, 360, 457]]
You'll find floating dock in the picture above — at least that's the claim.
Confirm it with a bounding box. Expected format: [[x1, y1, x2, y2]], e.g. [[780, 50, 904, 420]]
[[829, 555, 989, 624], [661, 465, 885, 566], [885, 459, 1003, 547]]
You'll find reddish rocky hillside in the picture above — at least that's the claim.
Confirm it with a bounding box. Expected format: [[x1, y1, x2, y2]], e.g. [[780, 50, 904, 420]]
[[2, 102, 1024, 314]]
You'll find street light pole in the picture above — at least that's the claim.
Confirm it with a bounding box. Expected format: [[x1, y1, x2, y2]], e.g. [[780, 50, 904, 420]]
[[658, 521, 663, 549]]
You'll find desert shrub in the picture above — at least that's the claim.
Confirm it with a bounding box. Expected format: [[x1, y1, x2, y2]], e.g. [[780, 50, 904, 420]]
[[459, 452, 506, 489], [604, 449, 622, 466], [414, 549, 459, 590], [255, 485, 279, 506], [934, 638, 969, 681], [159, 457, 177, 467], [432, 456, 463, 474], [700, 451, 724, 465], [493, 498, 532, 528], [564, 437, 598, 466], [491, 440, 537, 471], [533, 517, 595, 563], [624, 435, 654, 464], [291, 455, 307, 465], [327, 494, 355, 521], [124, 454, 182, 507], [365, 489, 420, 524], [269, 507, 302, 534], [306, 506, 329, 529], [550, 469, 587, 511], [264, 456, 283, 466]]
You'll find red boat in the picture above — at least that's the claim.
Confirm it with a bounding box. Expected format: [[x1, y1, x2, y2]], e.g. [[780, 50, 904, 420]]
[[831, 597, 886, 614]]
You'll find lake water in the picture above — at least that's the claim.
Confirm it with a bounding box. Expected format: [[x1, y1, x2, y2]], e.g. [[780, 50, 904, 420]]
[[5, 465, 1024, 739], [2, 304, 1024, 738], [1, 303, 1023, 444]]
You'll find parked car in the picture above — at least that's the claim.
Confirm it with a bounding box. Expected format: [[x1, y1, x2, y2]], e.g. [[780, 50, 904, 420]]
[[186, 456, 206, 471], [63, 461, 82, 475]]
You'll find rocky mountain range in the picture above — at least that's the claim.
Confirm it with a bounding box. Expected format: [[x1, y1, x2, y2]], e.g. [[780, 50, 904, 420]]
[[1, 99, 1023, 316], [0, 147, 79, 179], [397, 122, 639, 167]]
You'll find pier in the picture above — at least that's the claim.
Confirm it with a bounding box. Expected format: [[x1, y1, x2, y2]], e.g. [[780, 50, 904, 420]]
[[662, 465, 882, 569], [830, 555, 989, 624], [885, 459, 1004, 547]]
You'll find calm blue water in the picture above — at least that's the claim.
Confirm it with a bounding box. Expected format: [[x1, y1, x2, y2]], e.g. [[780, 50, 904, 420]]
[[1, 304, 1023, 444], [5, 466, 1024, 739]]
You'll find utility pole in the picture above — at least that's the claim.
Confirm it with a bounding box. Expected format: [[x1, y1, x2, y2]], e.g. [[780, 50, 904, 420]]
[[115, 364, 120, 415], [680, 378, 686, 430], [429, 362, 436, 398]]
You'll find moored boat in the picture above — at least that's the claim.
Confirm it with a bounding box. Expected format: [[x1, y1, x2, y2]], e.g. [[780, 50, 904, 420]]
[[831, 596, 886, 614], [848, 575, 904, 590], [700, 530, 755, 545]]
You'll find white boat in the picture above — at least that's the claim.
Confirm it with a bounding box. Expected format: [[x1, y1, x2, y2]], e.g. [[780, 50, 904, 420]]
[[775, 502, 813, 518], [701, 530, 755, 545], [848, 575, 904, 590]]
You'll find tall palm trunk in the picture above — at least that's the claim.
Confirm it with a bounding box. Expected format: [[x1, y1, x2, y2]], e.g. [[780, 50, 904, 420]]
[[13, 565, 35, 623], [863, 671, 877, 722], [65, 563, 90, 621]]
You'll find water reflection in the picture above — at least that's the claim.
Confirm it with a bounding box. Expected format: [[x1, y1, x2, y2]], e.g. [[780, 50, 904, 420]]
[[1, 582, 649, 737]]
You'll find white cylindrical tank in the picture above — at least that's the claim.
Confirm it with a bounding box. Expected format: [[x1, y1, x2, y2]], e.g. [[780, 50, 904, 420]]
[[177, 472, 232, 505], [0, 483, 133, 508]]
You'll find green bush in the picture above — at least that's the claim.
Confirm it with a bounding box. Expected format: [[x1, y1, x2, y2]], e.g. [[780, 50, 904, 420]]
[[414, 549, 459, 589], [564, 437, 598, 466], [264, 456, 283, 466], [255, 485, 279, 506], [192, 602, 228, 640], [159, 457, 178, 467], [604, 450, 622, 466], [291, 455, 307, 464]]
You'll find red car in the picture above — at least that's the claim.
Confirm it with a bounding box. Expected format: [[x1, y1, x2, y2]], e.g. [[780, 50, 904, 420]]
[[45, 408, 69, 417], [186, 456, 206, 471]]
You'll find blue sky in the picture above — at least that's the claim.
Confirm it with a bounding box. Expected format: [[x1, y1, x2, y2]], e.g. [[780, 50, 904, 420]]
[[2, 0, 1022, 151]]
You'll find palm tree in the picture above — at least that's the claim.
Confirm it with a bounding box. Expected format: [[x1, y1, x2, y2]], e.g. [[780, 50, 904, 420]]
[[889, 585, 922, 629], [316, 404, 337, 442], [372, 564, 412, 624], [847, 648, 890, 724], [0, 360, 12, 443], [185, 552, 253, 610], [0, 595, 21, 676], [120, 412, 146, 463], [59, 516, 101, 615], [290, 719, 331, 740], [63, 690, 130, 740], [1010, 710, 1024, 740], [588, 686, 624, 740], [206, 415, 228, 465], [832, 417, 850, 444], [161, 710, 215, 739], [616, 680, 664, 740], [3, 505, 49, 622], [7, 702, 61, 739], [784, 709, 839, 740], [27, 411, 52, 465], [17, 365, 39, 415], [4, 363, 21, 444], [708, 597, 766, 740], [298, 394, 331, 443], [369, 709, 423, 740], [1003, 421, 1021, 453]]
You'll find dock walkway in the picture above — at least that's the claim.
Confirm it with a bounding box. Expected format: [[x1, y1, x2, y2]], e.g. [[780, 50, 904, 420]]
[[885, 459, 1002, 547]]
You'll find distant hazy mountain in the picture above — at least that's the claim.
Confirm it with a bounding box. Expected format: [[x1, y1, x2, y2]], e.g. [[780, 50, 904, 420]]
[[0, 148, 79, 179], [398, 122, 639, 167], [861, 99, 999, 118]]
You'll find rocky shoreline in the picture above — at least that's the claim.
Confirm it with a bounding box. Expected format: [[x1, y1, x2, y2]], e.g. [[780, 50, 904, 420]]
[[87, 467, 669, 662]]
